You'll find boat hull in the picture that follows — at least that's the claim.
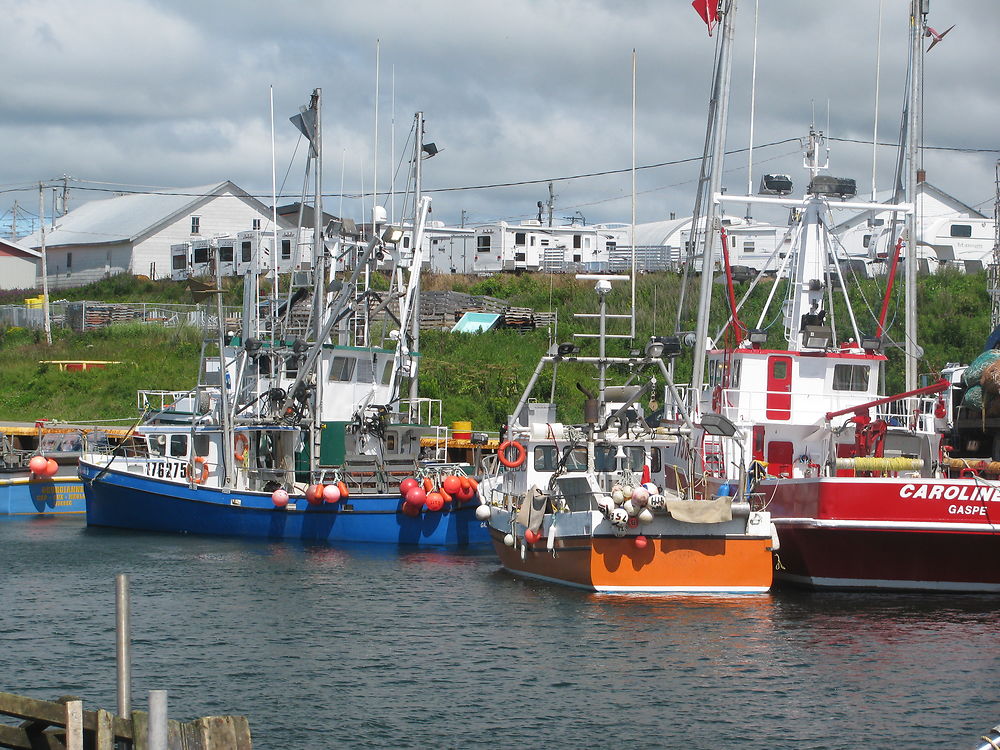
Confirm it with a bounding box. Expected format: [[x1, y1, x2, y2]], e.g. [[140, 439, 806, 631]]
[[487, 510, 772, 593], [79, 462, 490, 547], [766, 477, 1000, 591], [0, 475, 86, 516]]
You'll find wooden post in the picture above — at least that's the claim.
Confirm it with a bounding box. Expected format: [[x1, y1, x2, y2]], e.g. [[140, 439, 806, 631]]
[[96, 707, 115, 750], [65, 700, 83, 750]]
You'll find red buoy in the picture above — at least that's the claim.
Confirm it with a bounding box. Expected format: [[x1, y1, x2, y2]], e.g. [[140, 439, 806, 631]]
[[271, 489, 289, 508], [322, 484, 341, 504], [441, 475, 461, 495], [524, 528, 542, 544], [401, 501, 421, 517], [400, 477, 419, 496], [425, 492, 445, 512], [28, 455, 48, 476], [45, 458, 59, 477], [634, 535, 648, 550], [455, 485, 475, 503], [405, 487, 427, 507], [305, 484, 325, 505]]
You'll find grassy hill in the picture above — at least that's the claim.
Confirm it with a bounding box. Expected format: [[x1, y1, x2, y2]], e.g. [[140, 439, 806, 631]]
[[0, 270, 991, 428]]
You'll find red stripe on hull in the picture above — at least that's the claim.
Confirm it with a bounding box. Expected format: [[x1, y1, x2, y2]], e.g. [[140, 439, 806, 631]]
[[489, 529, 772, 592]]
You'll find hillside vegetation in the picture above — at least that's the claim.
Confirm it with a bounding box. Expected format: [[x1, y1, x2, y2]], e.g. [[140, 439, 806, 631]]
[[0, 270, 990, 428]]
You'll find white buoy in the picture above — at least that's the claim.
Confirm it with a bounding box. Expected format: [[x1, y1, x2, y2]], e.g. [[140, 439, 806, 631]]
[[611, 487, 625, 504], [475, 504, 492, 521], [637, 507, 654, 524], [622, 499, 637, 517], [503, 533, 515, 547]]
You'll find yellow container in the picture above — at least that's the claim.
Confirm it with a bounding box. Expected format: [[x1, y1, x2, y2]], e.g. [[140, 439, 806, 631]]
[[452, 421, 472, 440]]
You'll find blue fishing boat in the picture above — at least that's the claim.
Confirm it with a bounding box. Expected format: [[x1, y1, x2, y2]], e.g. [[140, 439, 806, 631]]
[[1, 424, 109, 517], [80, 91, 489, 546]]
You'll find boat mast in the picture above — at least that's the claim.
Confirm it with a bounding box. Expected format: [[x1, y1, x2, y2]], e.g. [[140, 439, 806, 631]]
[[407, 112, 424, 407], [691, 0, 738, 395], [904, 0, 925, 391]]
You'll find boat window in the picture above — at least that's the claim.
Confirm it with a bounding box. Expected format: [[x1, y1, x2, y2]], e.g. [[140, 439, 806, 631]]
[[628, 447, 645, 471], [730, 359, 741, 387], [650, 447, 662, 473], [148, 434, 167, 457], [476, 235, 490, 253], [356, 358, 374, 384], [562, 447, 587, 471], [194, 434, 211, 456], [772, 359, 788, 380], [833, 364, 869, 391], [329, 356, 356, 382], [381, 360, 394, 385], [168, 434, 187, 459], [950, 224, 972, 238], [595, 446, 616, 471], [534, 445, 558, 471], [285, 356, 298, 378]]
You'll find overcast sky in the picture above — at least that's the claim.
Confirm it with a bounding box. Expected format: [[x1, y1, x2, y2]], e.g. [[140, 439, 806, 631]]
[[1, 0, 997, 232]]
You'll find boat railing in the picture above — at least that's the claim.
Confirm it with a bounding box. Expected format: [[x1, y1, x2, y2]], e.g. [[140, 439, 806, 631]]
[[397, 397, 445, 426]]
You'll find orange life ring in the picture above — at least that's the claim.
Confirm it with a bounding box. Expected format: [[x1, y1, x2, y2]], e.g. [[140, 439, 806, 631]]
[[190, 455, 209, 484], [234, 433, 249, 462], [498, 440, 526, 468]]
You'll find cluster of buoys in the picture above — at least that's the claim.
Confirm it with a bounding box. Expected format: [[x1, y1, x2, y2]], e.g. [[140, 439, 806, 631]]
[[274, 480, 349, 508], [28, 455, 58, 478], [399, 474, 479, 516], [596, 482, 664, 532]]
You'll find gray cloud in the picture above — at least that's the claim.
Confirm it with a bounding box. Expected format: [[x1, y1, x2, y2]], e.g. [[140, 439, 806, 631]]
[[1, 0, 996, 229]]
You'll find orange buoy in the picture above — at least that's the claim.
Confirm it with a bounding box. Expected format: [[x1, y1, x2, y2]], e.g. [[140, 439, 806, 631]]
[[455, 485, 475, 503], [422, 476, 434, 492], [400, 477, 419, 496], [425, 492, 445, 512], [442, 475, 461, 495], [28, 455, 48, 476], [337, 480, 349, 498], [271, 489, 289, 508], [45, 458, 59, 477], [401, 501, 421, 517], [524, 528, 542, 544], [468, 477, 479, 492], [459, 475, 471, 490]]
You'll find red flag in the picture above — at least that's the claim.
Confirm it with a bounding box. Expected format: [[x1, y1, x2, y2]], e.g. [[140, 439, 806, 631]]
[[692, 0, 719, 36]]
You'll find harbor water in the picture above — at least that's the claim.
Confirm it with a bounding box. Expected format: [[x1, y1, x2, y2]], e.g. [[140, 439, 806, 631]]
[[3, 517, 999, 749]]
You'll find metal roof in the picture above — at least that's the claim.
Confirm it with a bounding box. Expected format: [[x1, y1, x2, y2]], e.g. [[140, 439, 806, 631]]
[[21, 181, 268, 249]]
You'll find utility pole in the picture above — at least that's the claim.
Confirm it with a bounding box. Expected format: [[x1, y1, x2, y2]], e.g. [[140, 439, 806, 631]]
[[10, 200, 17, 240], [38, 183, 52, 345], [547, 182, 555, 227], [61, 175, 70, 217], [461, 209, 468, 275]]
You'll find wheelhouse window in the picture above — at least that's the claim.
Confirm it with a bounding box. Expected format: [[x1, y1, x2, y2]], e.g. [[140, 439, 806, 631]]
[[534, 445, 558, 471], [833, 363, 869, 391], [562, 447, 587, 471], [168, 434, 188, 458], [651, 447, 662, 473], [329, 356, 357, 382], [950, 224, 972, 238]]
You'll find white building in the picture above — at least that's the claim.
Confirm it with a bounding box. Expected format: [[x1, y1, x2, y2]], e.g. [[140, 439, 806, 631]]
[[471, 221, 627, 273], [0, 238, 41, 290], [22, 181, 290, 289]]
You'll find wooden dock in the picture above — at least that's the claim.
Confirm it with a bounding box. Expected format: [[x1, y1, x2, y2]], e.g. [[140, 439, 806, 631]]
[[0, 691, 251, 750]]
